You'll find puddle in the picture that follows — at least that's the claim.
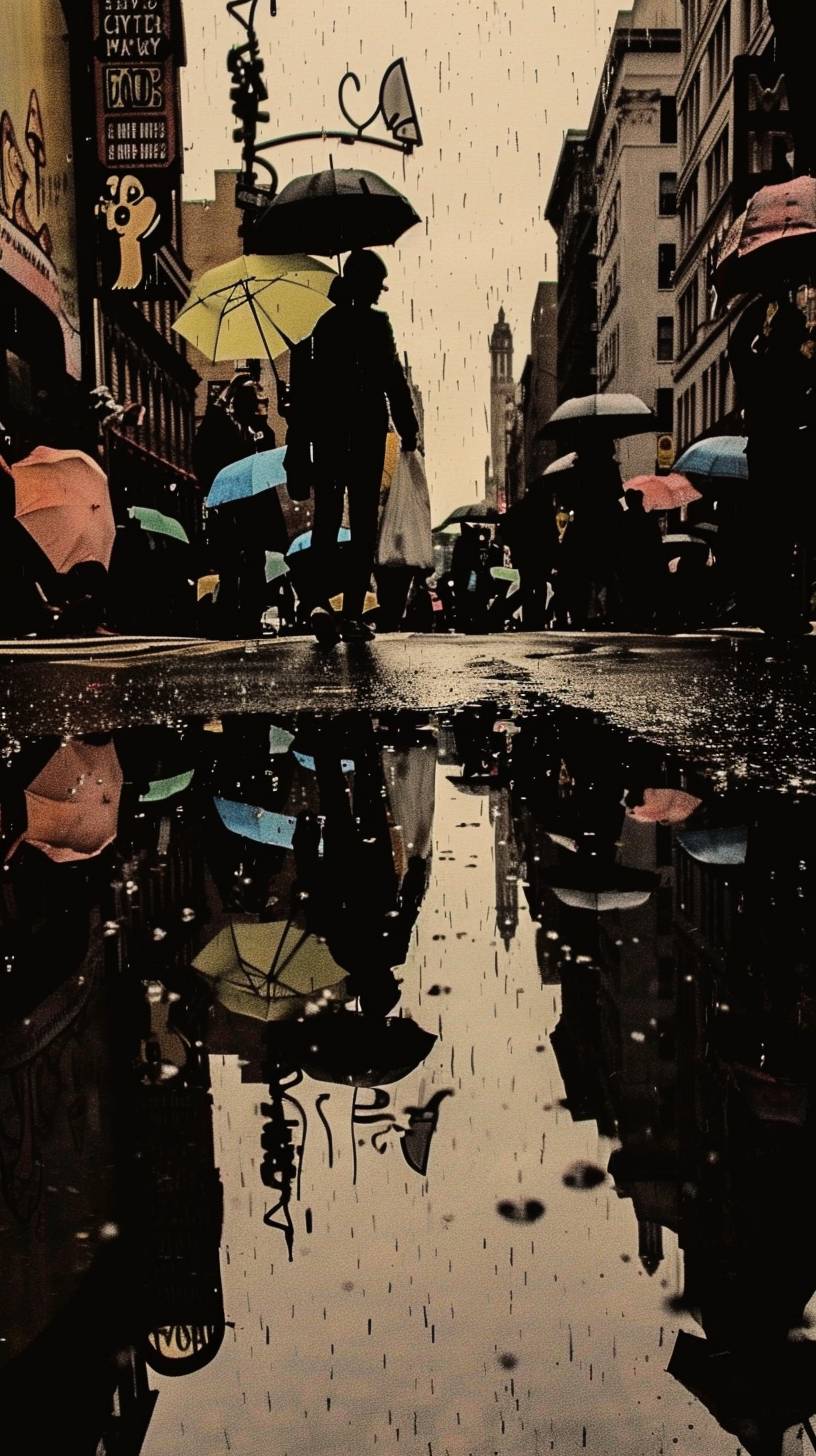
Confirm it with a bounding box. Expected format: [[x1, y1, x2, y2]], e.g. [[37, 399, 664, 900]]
[[1, 702, 814, 1453]]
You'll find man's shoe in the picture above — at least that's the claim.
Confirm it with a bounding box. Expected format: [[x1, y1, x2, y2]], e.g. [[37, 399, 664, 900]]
[[340, 616, 375, 642], [311, 606, 340, 646]]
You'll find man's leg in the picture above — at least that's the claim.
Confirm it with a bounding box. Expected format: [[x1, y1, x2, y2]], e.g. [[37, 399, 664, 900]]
[[309, 447, 346, 614], [344, 437, 386, 622]]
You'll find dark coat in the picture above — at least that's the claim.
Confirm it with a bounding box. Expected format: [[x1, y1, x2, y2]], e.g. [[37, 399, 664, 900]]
[[289, 303, 418, 450]]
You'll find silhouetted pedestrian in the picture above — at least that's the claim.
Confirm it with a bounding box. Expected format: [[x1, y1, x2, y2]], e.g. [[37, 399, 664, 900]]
[[288, 251, 418, 645]]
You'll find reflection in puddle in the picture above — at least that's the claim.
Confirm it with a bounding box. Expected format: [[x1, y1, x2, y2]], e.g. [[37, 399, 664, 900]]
[[0, 704, 815, 1453]]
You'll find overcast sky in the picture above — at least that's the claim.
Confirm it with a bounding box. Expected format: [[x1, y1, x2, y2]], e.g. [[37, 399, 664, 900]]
[[182, 0, 623, 516]]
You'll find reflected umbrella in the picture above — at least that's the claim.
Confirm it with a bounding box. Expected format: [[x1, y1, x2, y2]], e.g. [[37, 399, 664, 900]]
[[626, 788, 702, 825], [283, 1008, 436, 1087], [214, 796, 297, 848], [545, 861, 658, 913], [192, 919, 348, 1021], [9, 740, 123, 863], [677, 826, 748, 866]]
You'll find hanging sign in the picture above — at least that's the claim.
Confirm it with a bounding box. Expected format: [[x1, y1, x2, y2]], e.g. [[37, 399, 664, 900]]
[[93, 0, 179, 173]]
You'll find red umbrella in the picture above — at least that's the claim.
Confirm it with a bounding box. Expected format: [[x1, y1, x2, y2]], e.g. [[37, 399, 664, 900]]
[[626, 788, 702, 826], [624, 473, 702, 513], [11, 447, 115, 573], [715, 176, 816, 301]]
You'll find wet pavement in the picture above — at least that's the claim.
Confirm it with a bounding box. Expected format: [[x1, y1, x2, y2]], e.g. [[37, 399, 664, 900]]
[[2, 695, 816, 1454], [2, 630, 816, 787]]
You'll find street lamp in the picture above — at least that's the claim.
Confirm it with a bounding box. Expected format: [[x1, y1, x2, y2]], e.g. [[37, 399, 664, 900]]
[[226, 0, 423, 214]]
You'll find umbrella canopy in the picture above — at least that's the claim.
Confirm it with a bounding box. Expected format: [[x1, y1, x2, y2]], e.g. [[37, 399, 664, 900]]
[[624, 473, 702, 513], [265, 551, 290, 584], [247, 169, 421, 256], [626, 788, 702, 826], [139, 769, 195, 804], [12, 446, 115, 573], [434, 500, 500, 532], [193, 919, 347, 1021], [286, 526, 351, 557], [269, 724, 296, 755], [12, 740, 123, 863], [206, 447, 288, 509], [197, 573, 219, 602], [173, 253, 336, 365], [294, 1009, 437, 1087], [214, 797, 297, 848], [673, 436, 749, 480], [677, 826, 748, 867], [127, 506, 190, 544], [542, 451, 579, 480], [491, 565, 520, 586], [715, 176, 816, 301], [545, 861, 658, 914], [540, 393, 657, 441]]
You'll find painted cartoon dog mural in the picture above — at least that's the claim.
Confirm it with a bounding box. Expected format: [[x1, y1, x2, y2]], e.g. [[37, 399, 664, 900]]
[[95, 173, 161, 291]]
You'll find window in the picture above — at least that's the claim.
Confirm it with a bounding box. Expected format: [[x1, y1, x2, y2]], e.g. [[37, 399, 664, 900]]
[[659, 171, 678, 216], [660, 96, 678, 144], [706, 127, 730, 210], [679, 276, 699, 354], [658, 243, 677, 290], [677, 383, 698, 449], [707, 4, 731, 100], [680, 169, 699, 249], [681, 72, 701, 161], [718, 352, 730, 419], [656, 387, 674, 432], [657, 316, 675, 362]]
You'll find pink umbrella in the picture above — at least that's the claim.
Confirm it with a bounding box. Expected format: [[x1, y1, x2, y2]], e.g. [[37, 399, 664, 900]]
[[11, 446, 115, 572], [626, 788, 702, 826], [9, 740, 123, 863], [624, 474, 702, 513], [715, 176, 816, 301]]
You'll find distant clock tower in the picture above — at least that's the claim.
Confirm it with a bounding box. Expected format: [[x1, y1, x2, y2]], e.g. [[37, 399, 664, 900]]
[[489, 307, 514, 511]]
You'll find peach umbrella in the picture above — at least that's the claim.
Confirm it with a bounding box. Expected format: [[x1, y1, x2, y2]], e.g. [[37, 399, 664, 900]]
[[11, 446, 116, 572], [624, 473, 702, 513], [626, 788, 702, 826], [10, 740, 123, 863]]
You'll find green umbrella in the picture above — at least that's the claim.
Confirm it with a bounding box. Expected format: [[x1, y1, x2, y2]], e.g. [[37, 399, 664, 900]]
[[128, 506, 190, 544], [139, 769, 196, 803], [491, 566, 520, 586], [265, 550, 290, 584]]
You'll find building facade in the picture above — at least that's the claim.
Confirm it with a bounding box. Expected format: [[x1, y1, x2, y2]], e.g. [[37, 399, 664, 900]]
[[0, 1, 199, 532], [672, 0, 793, 451], [544, 131, 598, 405], [590, 0, 682, 479]]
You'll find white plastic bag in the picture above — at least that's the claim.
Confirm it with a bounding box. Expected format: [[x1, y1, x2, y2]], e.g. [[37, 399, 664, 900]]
[[377, 451, 433, 570]]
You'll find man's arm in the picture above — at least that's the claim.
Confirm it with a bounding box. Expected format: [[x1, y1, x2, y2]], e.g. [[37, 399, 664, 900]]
[[381, 317, 419, 449]]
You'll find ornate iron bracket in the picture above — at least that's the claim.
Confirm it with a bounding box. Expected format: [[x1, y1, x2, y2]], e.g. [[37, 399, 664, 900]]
[[226, 0, 422, 206]]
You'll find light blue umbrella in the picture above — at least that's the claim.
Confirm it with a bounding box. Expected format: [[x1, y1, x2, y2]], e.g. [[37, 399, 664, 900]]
[[673, 437, 749, 481], [265, 550, 290, 583], [287, 526, 351, 557], [139, 769, 195, 803], [677, 827, 748, 867], [292, 749, 355, 775], [206, 448, 288, 508], [214, 797, 296, 848]]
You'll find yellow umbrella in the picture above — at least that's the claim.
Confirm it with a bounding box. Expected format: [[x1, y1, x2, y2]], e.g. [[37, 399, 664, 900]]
[[172, 252, 336, 365], [197, 573, 219, 602], [380, 430, 401, 494], [192, 919, 347, 1022], [329, 590, 379, 616]]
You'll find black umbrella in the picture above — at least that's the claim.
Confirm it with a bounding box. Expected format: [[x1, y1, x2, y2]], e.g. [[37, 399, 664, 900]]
[[668, 1330, 816, 1456], [246, 169, 421, 257], [434, 500, 500, 531], [296, 1009, 436, 1087], [539, 393, 657, 441]]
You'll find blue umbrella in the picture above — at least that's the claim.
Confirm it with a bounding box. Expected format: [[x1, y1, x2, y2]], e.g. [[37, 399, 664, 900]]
[[214, 796, 296, 848], [287, 526, 351, 557], [292, 749, 355, 775], [677, 827, 748, 867], [206, 448, 288, 508], [673, 437, 749, 481]]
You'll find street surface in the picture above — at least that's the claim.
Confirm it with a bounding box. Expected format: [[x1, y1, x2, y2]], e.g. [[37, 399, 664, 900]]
[[2, 630, 815, 788]]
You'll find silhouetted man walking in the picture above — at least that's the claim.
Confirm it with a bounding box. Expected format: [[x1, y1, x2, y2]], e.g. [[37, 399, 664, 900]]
[[292, 250, 418, 644]]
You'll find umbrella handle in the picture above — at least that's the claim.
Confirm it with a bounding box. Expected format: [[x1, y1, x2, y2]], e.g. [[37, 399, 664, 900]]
[[240, 279, 282, 385]]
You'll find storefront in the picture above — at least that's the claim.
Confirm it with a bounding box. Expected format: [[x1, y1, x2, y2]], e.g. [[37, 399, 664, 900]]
[[0, 0, 82, 437]]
